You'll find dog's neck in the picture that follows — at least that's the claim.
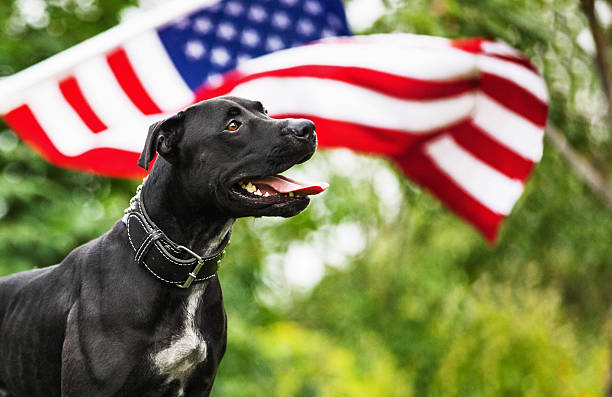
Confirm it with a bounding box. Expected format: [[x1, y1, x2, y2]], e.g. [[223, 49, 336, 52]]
[[141, 160, 235, 256]]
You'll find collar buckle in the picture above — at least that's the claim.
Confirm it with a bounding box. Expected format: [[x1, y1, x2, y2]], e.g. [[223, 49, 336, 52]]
[[176, 245, 205, 289]]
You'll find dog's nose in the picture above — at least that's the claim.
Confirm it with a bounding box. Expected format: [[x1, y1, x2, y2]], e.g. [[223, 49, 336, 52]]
[[287, 119, 315, 139]]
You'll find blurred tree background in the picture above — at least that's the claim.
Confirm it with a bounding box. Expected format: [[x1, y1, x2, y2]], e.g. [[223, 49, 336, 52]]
[[1, 0, 612, 395]]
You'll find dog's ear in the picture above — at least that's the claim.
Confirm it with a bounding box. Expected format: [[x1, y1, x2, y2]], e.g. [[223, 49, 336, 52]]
[[138, 111, 185, 170]]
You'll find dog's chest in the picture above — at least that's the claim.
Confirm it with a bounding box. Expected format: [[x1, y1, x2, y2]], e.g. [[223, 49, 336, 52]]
[[151, 287, 207, 395]]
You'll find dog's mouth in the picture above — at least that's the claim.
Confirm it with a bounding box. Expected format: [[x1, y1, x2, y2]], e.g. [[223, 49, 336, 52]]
[[230, 174, 328, 204]]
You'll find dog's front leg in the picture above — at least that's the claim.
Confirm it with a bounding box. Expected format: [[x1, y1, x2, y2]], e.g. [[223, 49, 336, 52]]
[[60, 303, 106, 397], [60, 304, 138, 397]]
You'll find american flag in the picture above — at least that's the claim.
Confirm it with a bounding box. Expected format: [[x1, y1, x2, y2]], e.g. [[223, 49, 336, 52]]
[[0, 0, 548, 241]]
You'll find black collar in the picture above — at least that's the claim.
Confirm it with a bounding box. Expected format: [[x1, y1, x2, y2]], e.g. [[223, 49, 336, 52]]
[[123, 183, 230, 289]]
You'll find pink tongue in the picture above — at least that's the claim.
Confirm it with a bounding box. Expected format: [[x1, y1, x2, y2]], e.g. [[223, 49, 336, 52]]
[[251, 175, 329, 195]]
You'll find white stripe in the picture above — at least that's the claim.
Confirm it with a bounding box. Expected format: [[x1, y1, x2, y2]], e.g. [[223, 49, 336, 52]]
[[481, 41, 522, 58], [425, 135, 524, 215], [478, 55, 548, 102], [73, 56, 143, 127], [472, 94, 544, 161], [239, 42, 478, 81], [26, 82, 96, 156], [123, 31, 194, 112], [229, 77, 476, 132], [335, 33, 452, 48], [0, 0, 219, 112], [25, 81, 165, 156]]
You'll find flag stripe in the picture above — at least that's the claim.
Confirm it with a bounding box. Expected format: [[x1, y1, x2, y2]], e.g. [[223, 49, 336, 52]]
[[481, 41, 523, 58], [480, 72, 548, 127], [450, 37, 485, 53], [472, 94, 544, 161], [478, 55, 548, 103], [21, 80, 152, 157], [25, 81, 97, 156], [73, 56, 145, 128], [198, 65, 477, 101], [451, 121, 534, 180], [123, 31, 194, 112], [106, 48, 163, 115], [59, 76, 107, 133], [273, 113, 430, 156], [0, 0, 220, 112], [3, 105, 146, 178], [424, 135, 524, 215], [395, 147, 503, 242], [225, 76, 476, 132], [453, 39, 538, 71], [239, 40, 479, 81]]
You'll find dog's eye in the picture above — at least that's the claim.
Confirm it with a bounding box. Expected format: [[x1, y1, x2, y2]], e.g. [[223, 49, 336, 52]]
[[226, 120, 241, 132]]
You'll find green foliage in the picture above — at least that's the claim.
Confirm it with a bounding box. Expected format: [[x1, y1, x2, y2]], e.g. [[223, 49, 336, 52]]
[[1, 0, 612, 396]]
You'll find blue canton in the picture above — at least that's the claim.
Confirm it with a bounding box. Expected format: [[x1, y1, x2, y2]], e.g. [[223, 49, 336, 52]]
[[156, 0, 351, 91]]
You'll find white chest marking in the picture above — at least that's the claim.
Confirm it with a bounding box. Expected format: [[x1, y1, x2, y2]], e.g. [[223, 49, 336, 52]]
[[150, 220, 234, 394], [153, 286, 207, 389]]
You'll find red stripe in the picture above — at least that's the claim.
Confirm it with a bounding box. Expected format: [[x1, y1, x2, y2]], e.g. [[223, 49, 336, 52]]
[[106, 48, 162, 115], [450, 37, 486, 53], [395, 148, 503, 242], [58, 76, 107, 133], [449, 121, 535, 180], [487, 54, 538, 72], [273, 113, 441, 156], [194, 66, 477, 102], [480, 72, 548, 127], [3, 105, 145, 178], [451, 38, 539, 71]]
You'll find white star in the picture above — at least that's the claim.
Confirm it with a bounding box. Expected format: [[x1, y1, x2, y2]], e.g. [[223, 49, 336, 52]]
[[241, 29, 260, 47], [173, 17, 190, 30], [184, 40, 206, 60], [266, 36, 285, 51], [217, 22, 236, 40], [193, 17, 212, 34], [304, 0, 322, 15], [248, 5, 267, 23], [327, 14, 343, 29], [207, 2, 222, 12], [225, 1, 244, 16], [297, 19, 315, 36], [211, 47, 231, 66], [237, 53, 252, 65], [206, 73, 224, 88], [272, 11, 290, 29], [321, 28, 335, 38]]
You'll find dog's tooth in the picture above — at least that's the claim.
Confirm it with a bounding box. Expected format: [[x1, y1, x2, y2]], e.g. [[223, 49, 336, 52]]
[[264, 192, 270, 197], [254, 189, 262, 196], [246, 183, 257, 193]]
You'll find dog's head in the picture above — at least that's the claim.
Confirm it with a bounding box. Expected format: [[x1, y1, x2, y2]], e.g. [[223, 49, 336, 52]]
[[138, 96, 327, 218]]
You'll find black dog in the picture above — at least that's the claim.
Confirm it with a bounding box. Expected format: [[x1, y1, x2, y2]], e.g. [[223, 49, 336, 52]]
[[0, 96, 325, 396]]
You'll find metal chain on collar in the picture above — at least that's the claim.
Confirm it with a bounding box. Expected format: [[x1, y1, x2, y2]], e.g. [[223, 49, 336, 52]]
[[123, 176, 147, 217]]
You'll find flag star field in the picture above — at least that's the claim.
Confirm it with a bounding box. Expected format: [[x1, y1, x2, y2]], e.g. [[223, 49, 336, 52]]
[[157, 0, 350, 90]]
